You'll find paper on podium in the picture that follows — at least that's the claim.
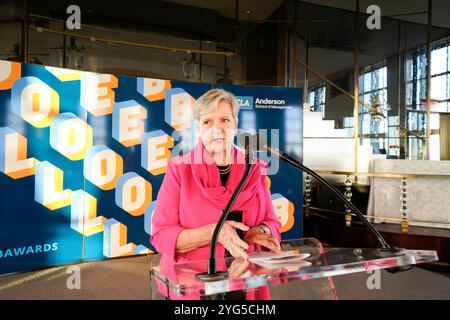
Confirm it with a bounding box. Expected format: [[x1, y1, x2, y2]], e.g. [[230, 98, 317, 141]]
[[249, 250, 311, 270]]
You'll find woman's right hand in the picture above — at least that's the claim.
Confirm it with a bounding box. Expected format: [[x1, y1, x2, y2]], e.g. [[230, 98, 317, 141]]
[[228, 258, 251, 278], [215, 221, 250, 259]]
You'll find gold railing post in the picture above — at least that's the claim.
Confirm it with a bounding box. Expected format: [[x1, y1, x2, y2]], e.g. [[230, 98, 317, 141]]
[[304, 173, 312, 218], [353, 0, 360, 183], [400, 177, 409, 233], [22, 0, 29, 63], [344, 175, 353, 227], [425, 0, 432, 160]]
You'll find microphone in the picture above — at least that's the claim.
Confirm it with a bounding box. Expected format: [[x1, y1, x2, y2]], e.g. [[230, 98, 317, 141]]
[[196, 136, 254, 282], [238, 132, 261, 157], [244, 133, 405, 258]]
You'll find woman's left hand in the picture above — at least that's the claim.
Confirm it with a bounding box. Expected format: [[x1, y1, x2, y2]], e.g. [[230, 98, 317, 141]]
[[243, 226, 282, 253]]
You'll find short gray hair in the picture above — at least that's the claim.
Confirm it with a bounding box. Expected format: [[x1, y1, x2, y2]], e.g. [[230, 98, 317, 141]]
[[193, 89, 240, 124]]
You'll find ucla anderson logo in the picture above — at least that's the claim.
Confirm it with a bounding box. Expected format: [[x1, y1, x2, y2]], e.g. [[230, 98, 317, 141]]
[[236, 96, 253, 110]]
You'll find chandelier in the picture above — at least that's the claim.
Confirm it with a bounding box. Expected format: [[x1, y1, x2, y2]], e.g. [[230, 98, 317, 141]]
[[368, 92, 389, 122]]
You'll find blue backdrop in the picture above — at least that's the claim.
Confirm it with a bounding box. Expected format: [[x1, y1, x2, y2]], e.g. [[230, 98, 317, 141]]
[[0, 60, 302, 275]]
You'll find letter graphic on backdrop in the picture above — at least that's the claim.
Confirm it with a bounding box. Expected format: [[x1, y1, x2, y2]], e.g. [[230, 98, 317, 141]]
[[45, 66, 81, 82], [50, 113, 93, 160], [11, 77, 59, 128], [0, 127, 38, 179], [165, 88, 195, 131], [112, 100, 147, 147], [271, 193, 295, 233], [70, 190, 105, 236], [0, 60, 21, 90], [103, 218, 136, 257], [137, 78, 171, 102], [35, 161, 72, 210], [266, 176, 271, 189], [80, 73, 118, 116], [134, 245, 152, 254], [84, 145, 123, 190], [141, 130, 174, 175], [144, 201, 156, 236], [115, 172, 152, 216]]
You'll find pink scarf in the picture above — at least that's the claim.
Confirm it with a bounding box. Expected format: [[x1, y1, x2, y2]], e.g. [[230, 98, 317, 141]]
[[186, 141, 267, 213]]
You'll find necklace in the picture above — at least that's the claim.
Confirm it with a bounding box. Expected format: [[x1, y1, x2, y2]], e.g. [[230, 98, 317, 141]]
[[217, 164, 232, 174]]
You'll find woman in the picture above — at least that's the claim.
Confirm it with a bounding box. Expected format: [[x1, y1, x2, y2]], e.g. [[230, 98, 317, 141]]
[[150, 88, 282, 299]]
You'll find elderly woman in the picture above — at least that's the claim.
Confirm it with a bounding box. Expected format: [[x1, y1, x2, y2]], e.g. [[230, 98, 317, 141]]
[[150, 88, 281, 298]]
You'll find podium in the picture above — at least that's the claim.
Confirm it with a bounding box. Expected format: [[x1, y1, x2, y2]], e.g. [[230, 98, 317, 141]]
[[149, 238, 438, 300]]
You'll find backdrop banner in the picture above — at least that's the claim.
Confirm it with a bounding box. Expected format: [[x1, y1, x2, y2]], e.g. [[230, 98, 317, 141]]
[[0, 60, 302, 275]]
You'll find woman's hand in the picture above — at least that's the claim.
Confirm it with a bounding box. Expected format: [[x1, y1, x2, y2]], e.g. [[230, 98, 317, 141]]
[[228, 258, 251, 279], [216, 221, 250, 259], [244, 226, 282, 253]]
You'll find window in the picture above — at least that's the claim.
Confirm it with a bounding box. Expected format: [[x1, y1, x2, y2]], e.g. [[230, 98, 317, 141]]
[[308, 85, 326, 113], [239, 110, 256, 131], [406, 39, 450, 159], [284, 107, 302, 158], [407, 41, 450, 112]]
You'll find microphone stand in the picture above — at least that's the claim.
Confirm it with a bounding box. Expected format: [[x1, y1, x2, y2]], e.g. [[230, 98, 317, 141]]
[[196, 143, 253, 282], [264, 145, 406, 256], [265, 145, 412, 273]]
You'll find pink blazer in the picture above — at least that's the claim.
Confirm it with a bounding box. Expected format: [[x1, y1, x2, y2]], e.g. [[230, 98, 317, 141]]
[[150, 143, 281, 259], [150, 143, 281, 299]]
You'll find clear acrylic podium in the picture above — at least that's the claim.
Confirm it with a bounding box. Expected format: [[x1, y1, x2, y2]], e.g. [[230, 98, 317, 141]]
[[150, 238, 438, 300]]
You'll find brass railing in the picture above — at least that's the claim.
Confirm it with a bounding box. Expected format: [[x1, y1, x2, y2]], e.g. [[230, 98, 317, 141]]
[[303, 170, 450, 233], [28, 14, 235, 57]]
